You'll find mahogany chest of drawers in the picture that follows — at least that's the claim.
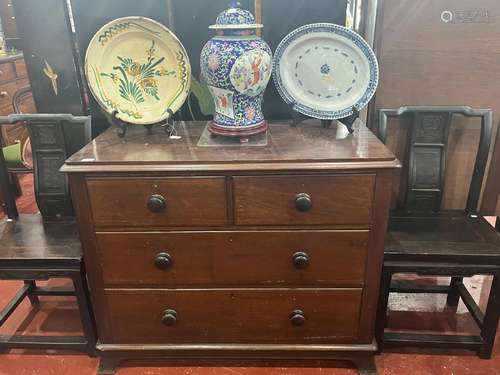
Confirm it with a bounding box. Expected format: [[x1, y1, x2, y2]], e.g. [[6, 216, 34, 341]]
[[62, 122, 399, 374]]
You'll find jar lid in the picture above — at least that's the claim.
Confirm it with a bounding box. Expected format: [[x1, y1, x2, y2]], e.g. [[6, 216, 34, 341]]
[[209, 1, 263, 30]]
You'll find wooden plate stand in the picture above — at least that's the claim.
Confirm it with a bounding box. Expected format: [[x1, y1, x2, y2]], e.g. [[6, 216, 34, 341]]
[[110, 109, 179, 137], [288, 104, 359, 133]]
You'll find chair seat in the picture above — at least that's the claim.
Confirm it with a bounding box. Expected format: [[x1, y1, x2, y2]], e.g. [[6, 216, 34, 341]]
[[0, 214, 82, 267], [385, 212, 500, 264]]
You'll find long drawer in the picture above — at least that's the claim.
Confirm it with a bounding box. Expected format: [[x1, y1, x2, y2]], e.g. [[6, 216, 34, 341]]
[[233, 174, 375, 225], [97, 230, 369, 287], [87, 177, 227, 227], [106, 288, 362, 343]]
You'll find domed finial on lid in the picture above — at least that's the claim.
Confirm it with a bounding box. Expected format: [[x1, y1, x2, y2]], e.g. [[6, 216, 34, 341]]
[[209, 2, 263, 30]]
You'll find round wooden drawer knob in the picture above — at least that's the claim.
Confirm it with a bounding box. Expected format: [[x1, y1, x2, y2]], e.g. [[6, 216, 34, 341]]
[[290, 309, 306, 326], [147, 194, 166, 213], [154, 252, 173, 270], [295, 193, 312, 212], [161, 309, 178, 326], [292, 251, 310, 269]]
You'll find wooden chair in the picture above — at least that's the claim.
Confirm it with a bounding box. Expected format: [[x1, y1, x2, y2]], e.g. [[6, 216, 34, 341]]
[[0, 114, 96, 355], [376, 106, 500, 359]]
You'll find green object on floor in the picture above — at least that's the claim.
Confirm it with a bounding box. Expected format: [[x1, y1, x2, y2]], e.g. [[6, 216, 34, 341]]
[[2, 142, 26, 169]]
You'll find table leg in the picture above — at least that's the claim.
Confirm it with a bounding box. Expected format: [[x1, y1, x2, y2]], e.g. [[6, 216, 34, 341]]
[[375, 269, 392, 351], [72, 265, 97, 356], [479, 274, 500, 359], [446, 277, 462, 309], [24, 280, 39, 305]]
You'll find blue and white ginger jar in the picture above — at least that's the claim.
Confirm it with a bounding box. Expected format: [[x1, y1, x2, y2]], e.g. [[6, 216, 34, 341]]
[[200, 2, 272, 135]]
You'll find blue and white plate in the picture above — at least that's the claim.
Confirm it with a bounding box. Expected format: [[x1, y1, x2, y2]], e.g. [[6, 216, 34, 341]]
[[272, 23, 378, 120]]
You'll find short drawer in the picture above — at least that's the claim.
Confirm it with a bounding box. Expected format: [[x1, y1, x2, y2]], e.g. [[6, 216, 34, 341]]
[[97, 230, 369, 286], [106, 288, 362, 343], [0, 62, 17, 84], [233, 175, 375, 225], [87, 177, 227, 227]]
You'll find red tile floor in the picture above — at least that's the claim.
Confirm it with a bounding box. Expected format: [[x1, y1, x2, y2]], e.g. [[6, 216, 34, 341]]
[[0, 175, 498, 374]]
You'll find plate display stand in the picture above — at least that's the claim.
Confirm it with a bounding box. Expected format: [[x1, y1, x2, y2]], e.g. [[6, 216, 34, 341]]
[[288, 104, 359, 133], [111, 109, 177, 137]]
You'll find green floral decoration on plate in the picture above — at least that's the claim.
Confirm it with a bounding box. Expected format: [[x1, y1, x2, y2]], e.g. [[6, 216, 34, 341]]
[[100, 40, 176, 104]]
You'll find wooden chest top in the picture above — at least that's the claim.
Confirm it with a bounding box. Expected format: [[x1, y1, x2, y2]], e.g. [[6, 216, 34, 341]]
[[62, 121, 398, 173]]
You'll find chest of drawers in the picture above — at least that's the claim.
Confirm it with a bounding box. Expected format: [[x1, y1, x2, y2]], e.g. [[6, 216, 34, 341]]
[[63, 122, 399, 374]]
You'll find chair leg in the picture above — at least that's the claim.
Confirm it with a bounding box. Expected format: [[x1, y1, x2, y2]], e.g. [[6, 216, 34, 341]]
[[10, 173, 22, 197], [479, 274, 500, 359], [72, 265, 97, 356], [376, 269, 392, 351], [23, 281, 39, 305], [446, 277, 462, 309]]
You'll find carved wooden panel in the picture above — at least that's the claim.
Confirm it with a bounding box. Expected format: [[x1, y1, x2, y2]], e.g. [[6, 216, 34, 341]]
[[28, 121, 71, 217], [405, 112, 451, 213]]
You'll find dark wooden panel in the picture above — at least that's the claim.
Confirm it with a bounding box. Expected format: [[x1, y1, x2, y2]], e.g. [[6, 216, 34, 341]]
[[374, 0, 500, 214], [12, 0, 87, 155], [106, 288, 362, 343], [97, 230, 369, 287], [262, 0, 348, 119], [233, 174, 375, 225], [87, 177, 227, 227]]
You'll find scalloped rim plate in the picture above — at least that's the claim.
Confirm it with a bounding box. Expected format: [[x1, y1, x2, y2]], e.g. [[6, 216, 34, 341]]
[[272, 23, 378, 120], [85, 16, 191, 125]]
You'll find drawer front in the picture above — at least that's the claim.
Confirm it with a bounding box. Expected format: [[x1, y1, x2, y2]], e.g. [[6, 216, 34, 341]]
[[233, 175, 375, 225], [106, 288, 362, 343], [97, 230, 369, 286], [0, 62, 17, 84], [87, 177, 227, 227]]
